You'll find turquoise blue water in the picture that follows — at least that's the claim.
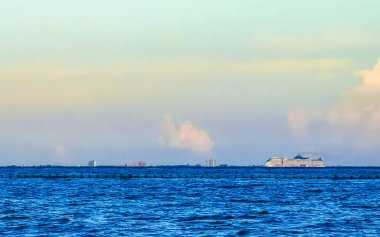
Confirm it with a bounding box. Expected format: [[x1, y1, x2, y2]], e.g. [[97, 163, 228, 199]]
[[0, 167, 379, 236]]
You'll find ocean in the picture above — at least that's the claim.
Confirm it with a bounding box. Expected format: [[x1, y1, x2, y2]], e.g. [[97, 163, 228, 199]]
[[0, 167, 379, 236]]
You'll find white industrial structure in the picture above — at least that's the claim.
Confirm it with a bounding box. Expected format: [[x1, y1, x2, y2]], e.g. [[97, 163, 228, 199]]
[[88, 160, 96, 167], [205, 159, 217, 167], [127, 161, 147, 167]]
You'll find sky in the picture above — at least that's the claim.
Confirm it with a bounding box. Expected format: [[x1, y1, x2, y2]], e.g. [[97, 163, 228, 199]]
[[1, 0, 380, 166]]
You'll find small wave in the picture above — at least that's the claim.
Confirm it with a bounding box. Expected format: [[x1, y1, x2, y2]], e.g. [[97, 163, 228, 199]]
[[67, 202, 82, 206], [124, 195, 140, 200], [229, 199, 271, 204], [346, 205, 377, 209], [179, 214, 234, 222], [229, 199, 253, 203], [58, 217, 70, 224], [239, 214, 258, 219], [0, 215, 30, 221], [263, 218, 282, 224], [14, 225, 27, 230], [90, 192, 106, 197], [252, 200, 271, 204], [257, 210, 269, 215], [1, 209, 17, 214], [237, 230, 250, 236], [307, 189, 324, 193], [221, 184, 265, 189], [271, 229, 304, 235], [135, 216, 162, 221]]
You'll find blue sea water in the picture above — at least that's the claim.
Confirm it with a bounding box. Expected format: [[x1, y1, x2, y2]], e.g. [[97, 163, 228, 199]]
[[0, 167, 379, 236]]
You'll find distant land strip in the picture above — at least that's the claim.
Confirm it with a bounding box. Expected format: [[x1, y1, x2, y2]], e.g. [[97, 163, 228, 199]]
[[1, 173, 379, 180]]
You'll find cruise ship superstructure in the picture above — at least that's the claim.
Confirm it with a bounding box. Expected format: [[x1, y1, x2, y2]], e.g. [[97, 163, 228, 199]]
[[264, 155, 325, 167]]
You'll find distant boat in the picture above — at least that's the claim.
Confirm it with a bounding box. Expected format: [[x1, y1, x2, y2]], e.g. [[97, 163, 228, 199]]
[[264, 155, 325, 167]]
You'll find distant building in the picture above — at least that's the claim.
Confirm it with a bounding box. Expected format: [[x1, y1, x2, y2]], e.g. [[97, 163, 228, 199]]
[[127, 161, 147, 167], [205, 159, 216, 167], [88, 160, 96, 167]]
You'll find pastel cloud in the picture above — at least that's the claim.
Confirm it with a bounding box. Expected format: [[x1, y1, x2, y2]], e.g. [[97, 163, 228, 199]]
[[288, 59, 380, 148], [55, 144, 69, 158], [288, 108, 309, 138], [52, 144, 75, 165], [359, 59, 380, 88], [329, 60, 380, 127], [160, 116, 213, 153]]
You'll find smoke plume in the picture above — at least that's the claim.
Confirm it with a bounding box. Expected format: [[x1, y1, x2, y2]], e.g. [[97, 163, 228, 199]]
[[160, 116, 213, 153]]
